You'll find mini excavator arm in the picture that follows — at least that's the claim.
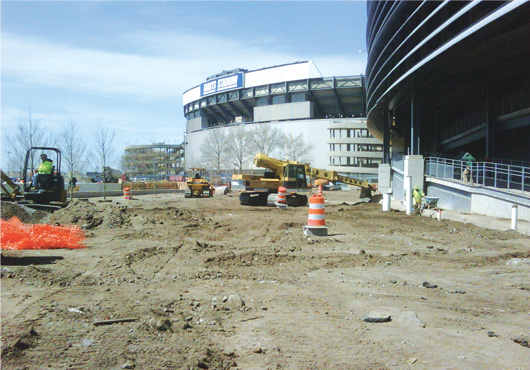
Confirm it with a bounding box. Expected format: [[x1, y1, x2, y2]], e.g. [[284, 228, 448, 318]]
[[1, 170, 23, 200]]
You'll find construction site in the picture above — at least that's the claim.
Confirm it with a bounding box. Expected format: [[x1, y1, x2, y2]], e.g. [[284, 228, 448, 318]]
[[1, 187, 530, 370], [2, 1, 530, 368]]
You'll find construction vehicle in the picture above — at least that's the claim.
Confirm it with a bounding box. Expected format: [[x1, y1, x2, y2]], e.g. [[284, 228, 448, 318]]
[[233, 153, 377, 206], [87, 167, 123, 183], [184, 168, 214, 198], [1, 170, 24, 202], [1, 147, 68, 211]]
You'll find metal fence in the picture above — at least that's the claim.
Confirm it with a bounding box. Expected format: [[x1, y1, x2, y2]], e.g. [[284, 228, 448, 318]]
[[425, 157, 530, 194]]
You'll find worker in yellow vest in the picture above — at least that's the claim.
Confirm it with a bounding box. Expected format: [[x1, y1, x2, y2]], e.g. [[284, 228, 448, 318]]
[[37, 154, 53, 174], [412, 185, 425, 214], [35, 154, 54, 189]]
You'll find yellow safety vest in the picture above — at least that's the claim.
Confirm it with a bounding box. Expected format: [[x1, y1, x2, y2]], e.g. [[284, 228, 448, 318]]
[[37, 160, 53, 174]]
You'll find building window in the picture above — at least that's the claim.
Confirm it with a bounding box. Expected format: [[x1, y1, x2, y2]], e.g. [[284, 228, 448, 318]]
[[272, 95, 287, 104], [257, 97, 270, 106], [291, 93, 307, 102]]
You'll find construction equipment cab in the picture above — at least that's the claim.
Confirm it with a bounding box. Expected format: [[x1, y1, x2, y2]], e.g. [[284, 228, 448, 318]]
[[184, 168, 214, 198], [22, 147, 67, 206]]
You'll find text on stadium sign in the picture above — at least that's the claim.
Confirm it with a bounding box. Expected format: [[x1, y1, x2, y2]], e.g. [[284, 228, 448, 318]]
[[201, 73, 244, 97]]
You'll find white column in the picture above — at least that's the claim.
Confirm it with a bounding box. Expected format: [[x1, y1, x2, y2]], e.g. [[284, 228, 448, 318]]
[[378, 163, 392, 213], [382, 193, 391, 212], [511, 205, 518, 231], [405, 176, 413, 215]]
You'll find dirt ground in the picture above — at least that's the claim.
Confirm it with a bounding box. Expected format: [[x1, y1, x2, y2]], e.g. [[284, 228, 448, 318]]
[[1, 190, 529, 370]]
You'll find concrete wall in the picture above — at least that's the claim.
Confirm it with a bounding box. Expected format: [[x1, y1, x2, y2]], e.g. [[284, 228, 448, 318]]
[[185, 119, 328, 170], [392, 158, 530, 221], [392, 170, 404, 201], [184, 118, 381, 180], [187, 117, 208, 133], [78, 183, 123, 192], [424, 181, 472, 213], [472, 191, 530, 220], [425, 177, 530, 221], [254, 101, 313, 122]]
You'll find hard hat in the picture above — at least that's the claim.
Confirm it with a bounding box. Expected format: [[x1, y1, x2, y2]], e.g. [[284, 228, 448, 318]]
[[414, 185, 419, 190]]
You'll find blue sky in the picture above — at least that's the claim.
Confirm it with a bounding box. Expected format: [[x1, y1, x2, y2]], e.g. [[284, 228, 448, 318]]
[[1, 1, 368, 170]]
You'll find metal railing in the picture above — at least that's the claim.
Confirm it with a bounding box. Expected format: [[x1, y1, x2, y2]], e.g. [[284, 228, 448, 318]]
[[425, 157, 530, 194]]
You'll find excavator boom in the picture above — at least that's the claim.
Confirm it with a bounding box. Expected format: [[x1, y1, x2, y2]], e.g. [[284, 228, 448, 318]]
[[305, 167, 376, 191], [254, 153, 299, 177]]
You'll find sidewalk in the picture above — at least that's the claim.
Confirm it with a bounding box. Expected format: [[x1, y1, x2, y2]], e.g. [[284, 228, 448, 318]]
[[390, 199, 530, 236]]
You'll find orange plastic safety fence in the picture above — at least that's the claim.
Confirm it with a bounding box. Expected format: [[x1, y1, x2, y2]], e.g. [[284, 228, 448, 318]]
[[0, 217, 86, 250]]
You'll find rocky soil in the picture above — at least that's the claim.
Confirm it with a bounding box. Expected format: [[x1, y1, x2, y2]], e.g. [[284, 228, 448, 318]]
[[1, 190, 529, 369]]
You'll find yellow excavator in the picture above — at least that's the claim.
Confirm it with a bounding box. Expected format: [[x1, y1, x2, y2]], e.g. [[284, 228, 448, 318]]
[[233, 153, 377, 206], [184, 168, 215, 198]]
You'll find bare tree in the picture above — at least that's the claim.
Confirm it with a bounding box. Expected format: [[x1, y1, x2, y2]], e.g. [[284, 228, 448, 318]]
[[226, 126, 252, 172], [121, 149, 163, 195], [120, 151, 140, 197], [200, 129, 228, 171], [93, 122, 115, 200], [121, 151, 140, 180], [57, 119, 89, 182], [5, 108, 49, 176], [184, 151, 200, 172], [280, 133, 313, 163], [249, 124, 285, 157]]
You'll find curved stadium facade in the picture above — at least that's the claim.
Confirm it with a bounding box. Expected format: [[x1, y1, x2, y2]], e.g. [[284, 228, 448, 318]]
[[183, 61, 383, 181], [365, 1, 530, 161]]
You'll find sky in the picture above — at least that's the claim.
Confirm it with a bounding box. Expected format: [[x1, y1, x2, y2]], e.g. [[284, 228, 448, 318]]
[[1, 0, 368, 170]]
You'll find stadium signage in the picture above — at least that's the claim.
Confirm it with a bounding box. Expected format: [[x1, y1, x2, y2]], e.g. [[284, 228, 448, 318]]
[[200, 73, 244, 97]]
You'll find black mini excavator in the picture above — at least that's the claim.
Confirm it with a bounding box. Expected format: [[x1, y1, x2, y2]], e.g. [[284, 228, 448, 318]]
[[1, 147, 68, 211]]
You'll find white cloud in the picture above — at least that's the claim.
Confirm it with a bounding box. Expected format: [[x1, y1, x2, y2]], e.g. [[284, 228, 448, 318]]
[[2, 31, 364, 101]]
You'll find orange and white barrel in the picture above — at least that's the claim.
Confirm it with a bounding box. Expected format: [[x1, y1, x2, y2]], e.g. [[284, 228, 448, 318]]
[[123, 187, 131, 200], [276, 186, 287, 208], [302, 194, 328, 236], [317, 184, 323, 196], [307, 194, 325, 226]]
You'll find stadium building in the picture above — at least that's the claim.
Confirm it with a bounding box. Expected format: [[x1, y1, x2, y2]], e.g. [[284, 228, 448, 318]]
[[183, 61, 383, 182], [365, 1, 530, 161], [365, 0, 530, 221]]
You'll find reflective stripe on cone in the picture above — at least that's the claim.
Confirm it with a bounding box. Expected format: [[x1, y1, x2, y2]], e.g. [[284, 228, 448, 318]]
[[276, 186, 287, 208], [307, 194, 325, 226]]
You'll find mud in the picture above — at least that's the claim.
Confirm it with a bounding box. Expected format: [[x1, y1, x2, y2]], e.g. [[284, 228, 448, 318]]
[[1, 191, 529, 369]]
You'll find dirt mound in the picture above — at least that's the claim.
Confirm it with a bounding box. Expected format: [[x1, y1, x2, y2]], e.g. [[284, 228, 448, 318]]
[[0, 202, 50, 224], [49, 200, 132, 229]]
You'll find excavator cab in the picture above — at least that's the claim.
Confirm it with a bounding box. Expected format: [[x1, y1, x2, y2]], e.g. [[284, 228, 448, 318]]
[[283, 164, 309, 189], [22, 147, 67, 205]]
